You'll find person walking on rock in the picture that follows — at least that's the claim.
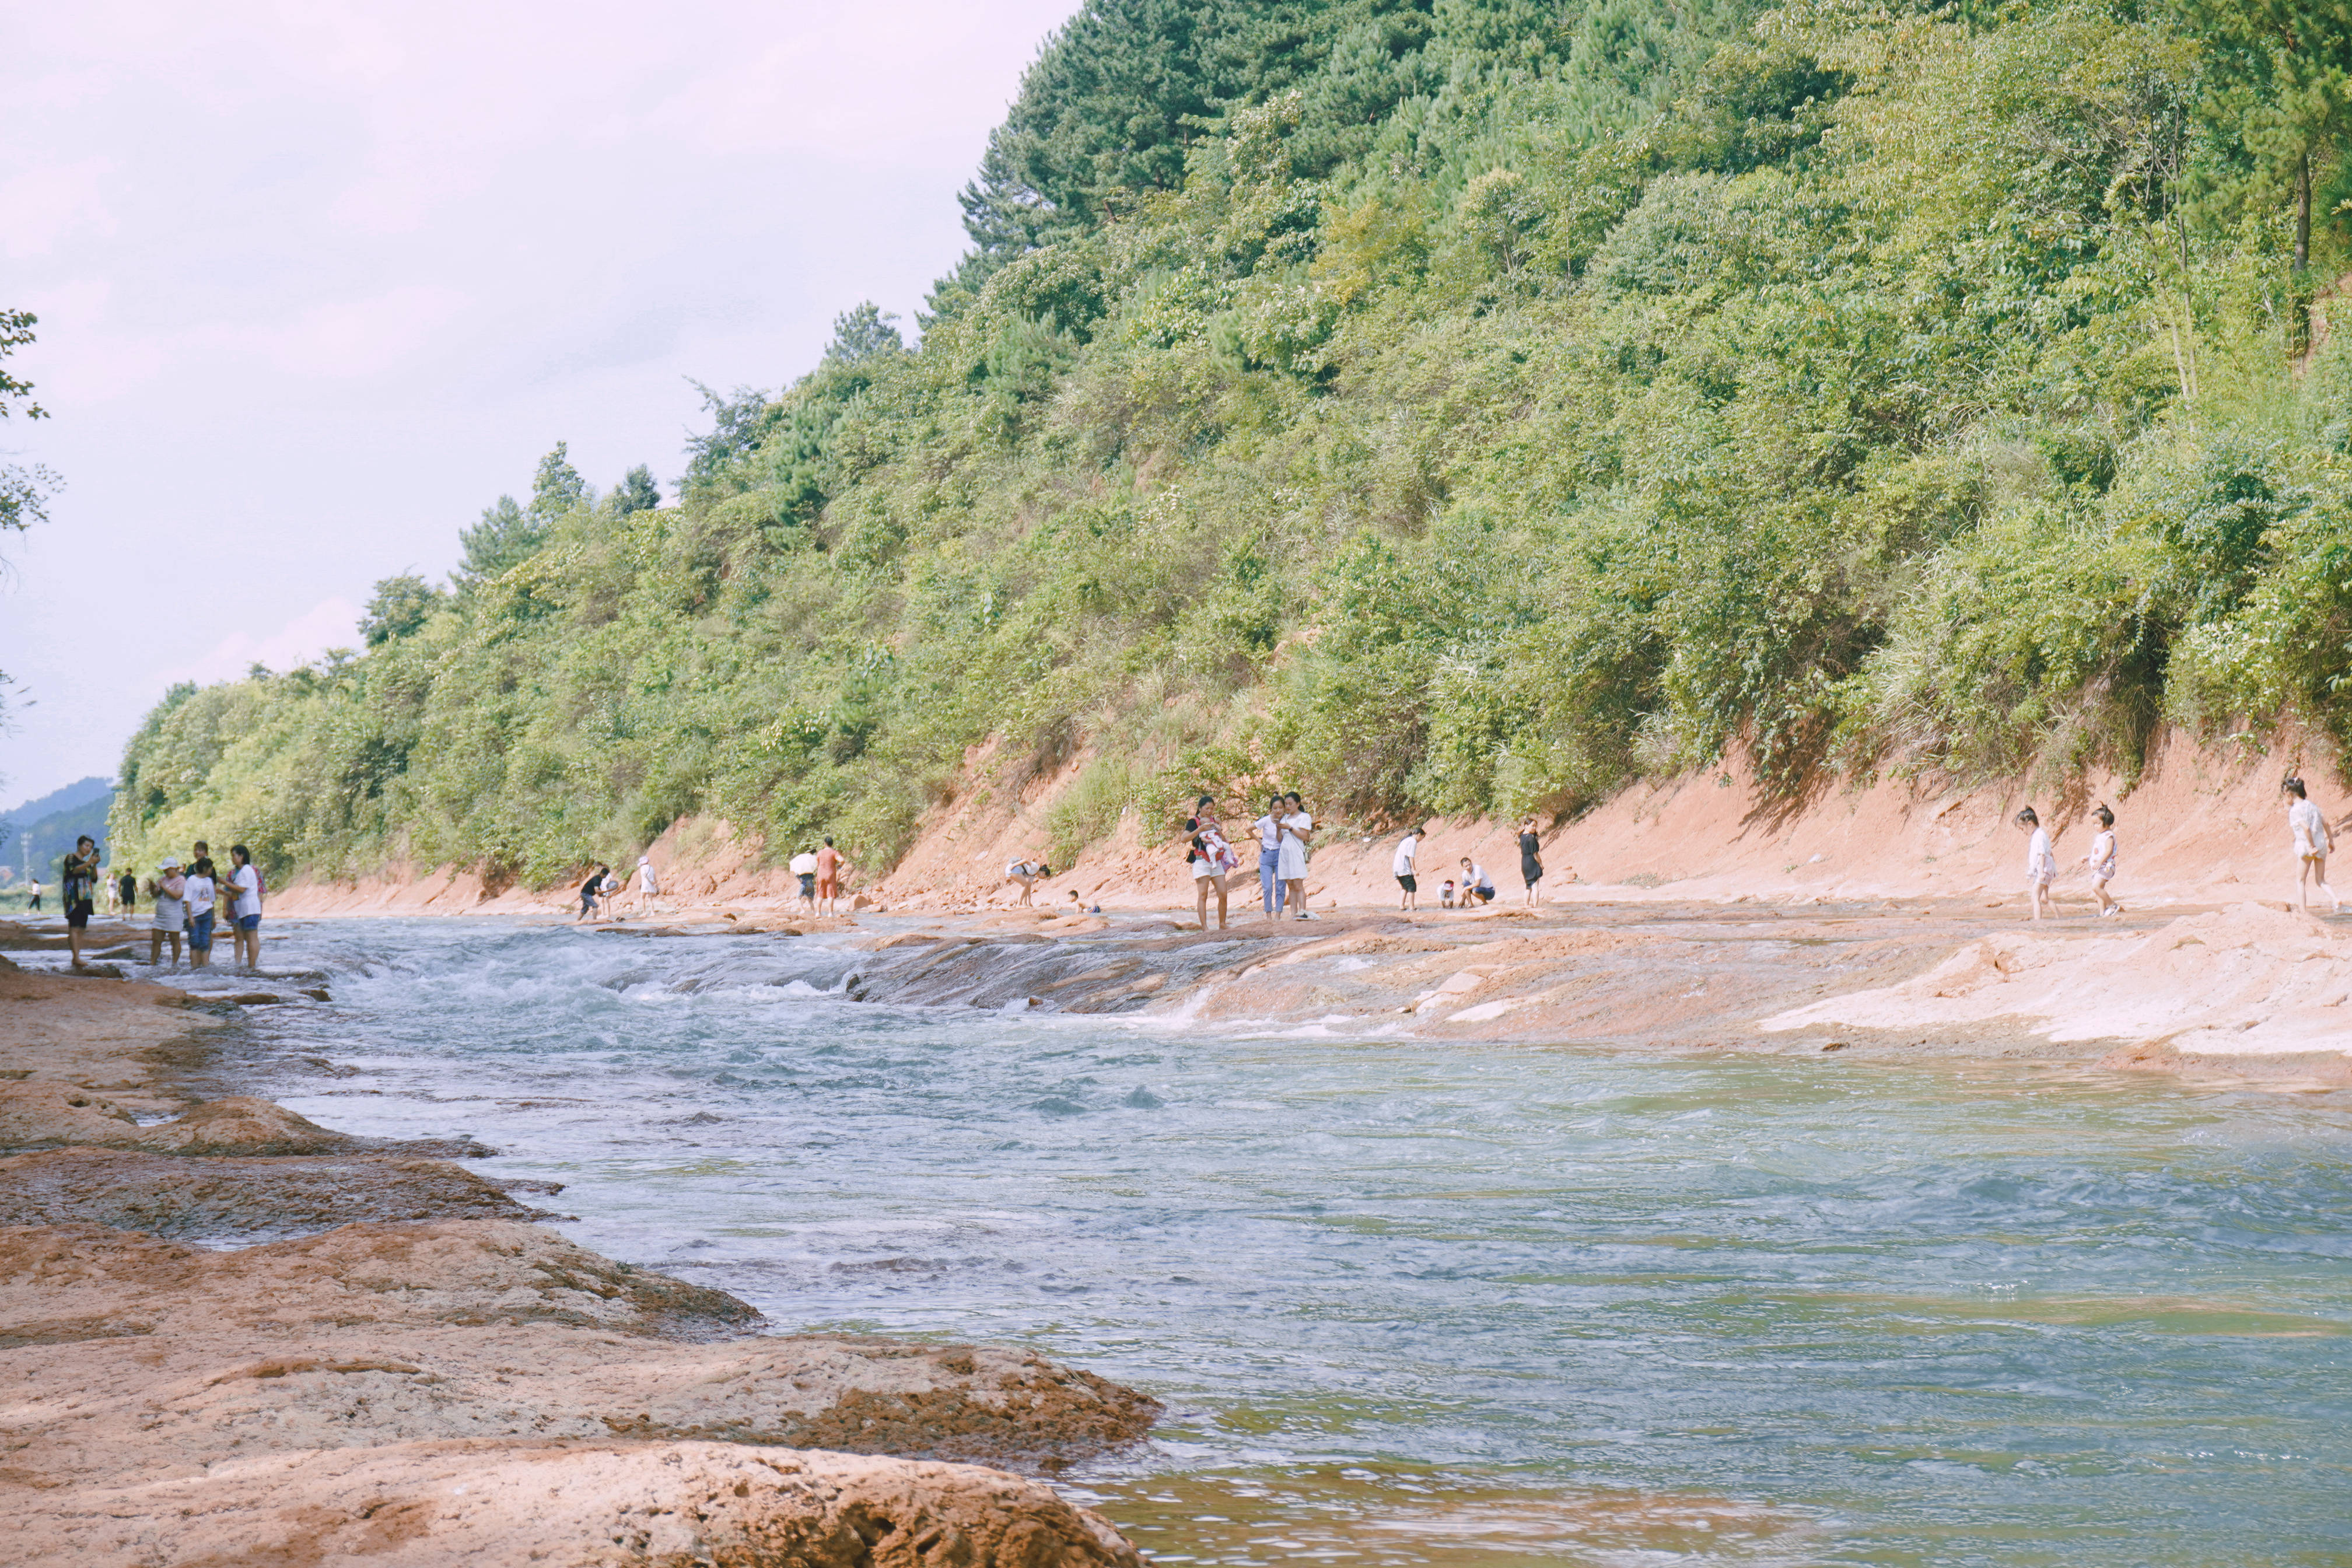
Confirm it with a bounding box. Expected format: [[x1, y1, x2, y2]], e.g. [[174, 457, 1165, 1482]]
[[790, 848, 819, 911], [1517, 817, 1544, 907], [62, 835, 100, 967], [2017, 807, 2056, 921], [816, 837, 849, 915], [1394, 822, 1424, 911], [147, 856, 186, 968], [2084, 804, 2122, 918], [632, 856, 660, 916], [2284, 776, 2341, 914], [1251, 795, 1286, 919]]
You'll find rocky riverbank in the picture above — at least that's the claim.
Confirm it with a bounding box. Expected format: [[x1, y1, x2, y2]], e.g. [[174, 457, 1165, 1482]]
[[0, 944, 1157, 1566]]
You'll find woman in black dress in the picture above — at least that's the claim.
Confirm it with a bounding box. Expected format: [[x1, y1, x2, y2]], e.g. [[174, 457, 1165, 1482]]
[[1517, 817, 1544, 905]]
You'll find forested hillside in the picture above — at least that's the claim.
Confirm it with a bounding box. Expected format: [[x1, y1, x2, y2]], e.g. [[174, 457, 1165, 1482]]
[[115, 0, 2352, 887]]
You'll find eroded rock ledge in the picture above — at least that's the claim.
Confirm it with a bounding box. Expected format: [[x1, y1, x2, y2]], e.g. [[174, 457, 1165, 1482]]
[[0, 961, 1157, 1566]]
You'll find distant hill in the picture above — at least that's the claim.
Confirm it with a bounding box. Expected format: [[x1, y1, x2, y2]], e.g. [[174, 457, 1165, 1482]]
[[1, 775, 115, 885], [2, 775, 110, 826]]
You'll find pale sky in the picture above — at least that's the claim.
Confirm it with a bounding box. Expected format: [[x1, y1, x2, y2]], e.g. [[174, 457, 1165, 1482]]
[[0, 0, 1080, 812]]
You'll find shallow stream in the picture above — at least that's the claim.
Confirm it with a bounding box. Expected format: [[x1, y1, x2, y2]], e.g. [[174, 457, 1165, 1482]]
[[232, 917, 2350, 1566]]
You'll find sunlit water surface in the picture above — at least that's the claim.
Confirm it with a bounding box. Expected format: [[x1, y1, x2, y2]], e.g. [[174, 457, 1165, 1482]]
[[222, 918, 2351, 1566]]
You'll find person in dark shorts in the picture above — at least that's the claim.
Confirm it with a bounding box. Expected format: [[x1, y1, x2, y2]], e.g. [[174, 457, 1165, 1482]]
[[24, 878, 40, 912], [62, 835, 100, 967], [1517, 817, 1544, 906], [578, 863, 608, 922]]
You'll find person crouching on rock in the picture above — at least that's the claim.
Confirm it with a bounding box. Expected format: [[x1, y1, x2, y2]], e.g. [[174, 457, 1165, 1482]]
[[2084, 804, 2121, 918], [1005, 860, 1051, 906], [148, 856, 187, 967], [1458, 857, 1496, 907], [2017, 806, 2055, 922], [62, 834, 100, 967], [2284, 776, 2341, 915], [577, 863, 608, 922]]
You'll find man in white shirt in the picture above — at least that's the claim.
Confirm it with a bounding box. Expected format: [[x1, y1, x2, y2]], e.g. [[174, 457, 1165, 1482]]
[[1392, 824, 1423, 911], [228, 843, 264, 970], [1457, 857, 1496, 907], [790, 848, 820, 909], [2284, 777, 2340, 914], [1250, 795, 1285, 919]]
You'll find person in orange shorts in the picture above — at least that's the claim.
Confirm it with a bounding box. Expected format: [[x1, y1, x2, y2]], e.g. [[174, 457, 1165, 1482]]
[[814, 836, 850, 915]]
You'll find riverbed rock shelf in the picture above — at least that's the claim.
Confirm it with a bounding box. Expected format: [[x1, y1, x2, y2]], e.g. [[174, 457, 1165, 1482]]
[[0, 958, 1156, 1566]]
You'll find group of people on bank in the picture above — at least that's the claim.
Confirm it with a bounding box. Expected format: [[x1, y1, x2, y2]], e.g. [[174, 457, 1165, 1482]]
[[574, 856, 662, 922], [2011, 775, 2346, 921], [83, 838, 269, 971]]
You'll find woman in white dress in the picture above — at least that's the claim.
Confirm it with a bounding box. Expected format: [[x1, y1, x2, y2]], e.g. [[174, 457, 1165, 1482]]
[[1277, 792, 1312, 919]]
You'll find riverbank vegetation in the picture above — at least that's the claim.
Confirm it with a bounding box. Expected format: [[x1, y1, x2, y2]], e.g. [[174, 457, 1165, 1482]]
[[115, 0, 2352, 884]]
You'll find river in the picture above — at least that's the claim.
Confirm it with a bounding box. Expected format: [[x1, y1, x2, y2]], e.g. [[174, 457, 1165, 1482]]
[[225, 916, 2350, 1566]]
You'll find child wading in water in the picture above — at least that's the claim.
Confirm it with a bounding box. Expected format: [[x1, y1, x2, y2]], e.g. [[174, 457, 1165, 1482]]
[[2016, 806, 2056, 921], [2084, 804, 2121, 917], [2283, 776, 2341, 914]]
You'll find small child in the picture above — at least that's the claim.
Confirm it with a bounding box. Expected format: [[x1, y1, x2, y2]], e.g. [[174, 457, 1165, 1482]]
[[2084, 803, 2120, 918], [1440, 878, 1457, 908], [2017, 806, 2055, 921]]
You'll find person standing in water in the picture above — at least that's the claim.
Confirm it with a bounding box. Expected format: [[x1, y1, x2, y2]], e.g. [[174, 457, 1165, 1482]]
[[2016, 807, 2056, 921], [2283, 776, 2341, 914], [117, 867, 138, 917], [1517, 818, 1544, 906], [184, 856, 219, 967], [2083, 804, 2121, 918], [148, 856, 186, 967], [1393, 822, 1424, 911], [62, 835, 100, 968], [228, 844, 264, 970]]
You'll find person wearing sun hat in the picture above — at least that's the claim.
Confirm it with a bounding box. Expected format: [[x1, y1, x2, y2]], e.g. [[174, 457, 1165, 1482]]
[[147, 855, 187, 968]]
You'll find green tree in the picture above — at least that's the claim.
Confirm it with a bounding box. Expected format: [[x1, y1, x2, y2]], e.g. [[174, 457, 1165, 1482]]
[[360, 573, 442, 646], [613, 464, 661, 517], [456, 495, 541, 582], [528, 440, 587, 521]]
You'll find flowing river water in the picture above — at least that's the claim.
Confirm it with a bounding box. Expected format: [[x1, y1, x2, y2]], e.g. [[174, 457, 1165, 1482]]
[[215, 916, 2350, 1566]]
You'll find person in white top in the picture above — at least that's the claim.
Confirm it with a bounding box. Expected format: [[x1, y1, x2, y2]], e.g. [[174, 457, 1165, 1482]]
[[1002, 859, 1052, 905], [147, 855, 187, 968], [634, 856, 660, 915], [228, 843, 264, 969], [184, 857, 219, 968], [2015, 806, 2056, 921], [2082, 803, 2120, 918], [1392, 823, 1424, 911], [1458, 857, 1496, 907], [2283, 776, 2340, 914], [789, 848, 820, 909], [1277, 792, 1314, 920], [1251, 794, 1286, 919]]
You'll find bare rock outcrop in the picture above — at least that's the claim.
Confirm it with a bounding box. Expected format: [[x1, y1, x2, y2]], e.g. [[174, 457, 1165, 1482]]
[[0, 1083, 491, 1157], [0, 1221, 1162, 1494], [0, 1146, 561, 1240], [6, 1438, 1143, 1567]]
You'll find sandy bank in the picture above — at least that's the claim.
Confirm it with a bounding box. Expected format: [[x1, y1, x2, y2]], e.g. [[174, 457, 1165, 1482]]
[[0, 933, 1157, 1564]]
